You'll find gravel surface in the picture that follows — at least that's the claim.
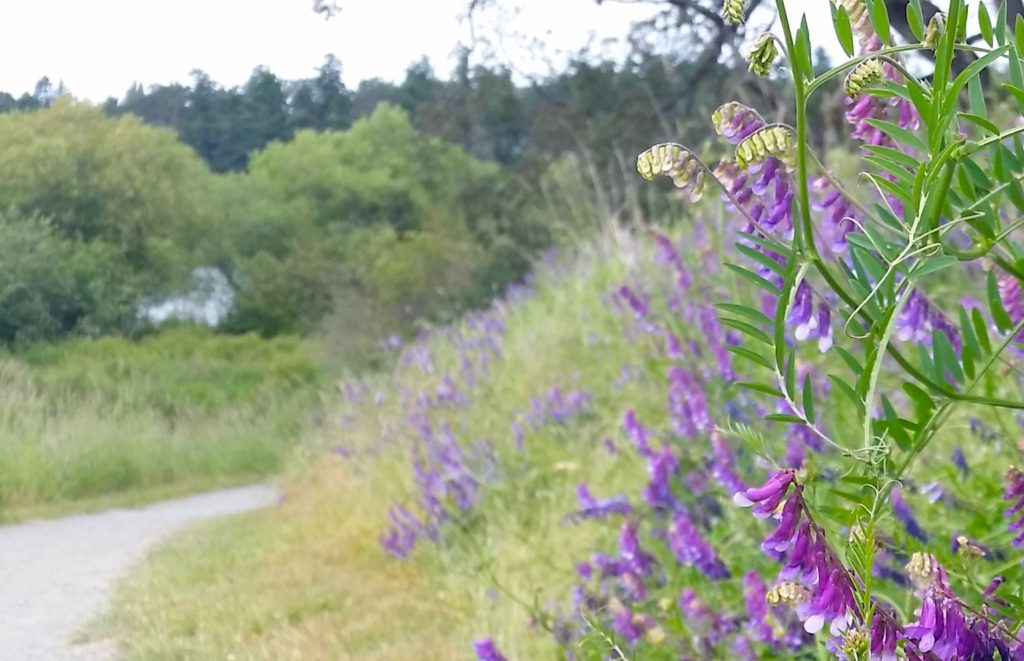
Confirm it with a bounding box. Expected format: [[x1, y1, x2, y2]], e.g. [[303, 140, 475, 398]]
[[0, 484, 280, 660]]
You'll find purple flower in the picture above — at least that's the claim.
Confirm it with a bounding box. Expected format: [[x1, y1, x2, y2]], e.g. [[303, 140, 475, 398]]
[[620, 520, 656, 576], [712, 101, 766, 144], [870, 602, 901, 661], [643, 444, 680, 510], [473, 638, 508, 661], [617, 285, 649, 319], [623, 409, 655, 458], [651, 230, 692, 292], [608, 598, 654, 643], [789, 281, 818, 342], [709, 430, 747, 496], [892, 486, 928, 542], [1005, 467, 1024, 549], [794, 565, 857, 635], [896, 290, 932, 344], [951, 447, 969, 476], [668, 367, 713, 437], [733, 469, 796, 517], [668, 513, 730, 579], [569, 482, 632, 522], [743, 572, 775, 644]]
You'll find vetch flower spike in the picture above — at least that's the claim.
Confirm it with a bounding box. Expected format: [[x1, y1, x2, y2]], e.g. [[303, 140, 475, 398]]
[[636, 142, 706, 201], [844, 58, 885, 98], [711, 101, 765, 144], [735, 125, 796, 171], [747, 33, 779, 77], [722, 0, 747, 25]]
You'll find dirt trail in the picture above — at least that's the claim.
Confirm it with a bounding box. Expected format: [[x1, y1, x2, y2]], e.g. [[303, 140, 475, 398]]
[[0, 484, 279, 660]]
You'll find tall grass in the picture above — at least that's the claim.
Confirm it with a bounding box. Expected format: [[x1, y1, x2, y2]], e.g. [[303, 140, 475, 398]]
[[0, 327, 323, 511]]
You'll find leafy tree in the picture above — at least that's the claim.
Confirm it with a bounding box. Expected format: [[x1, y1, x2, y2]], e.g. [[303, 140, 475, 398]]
[[0, 100, 214, 310]]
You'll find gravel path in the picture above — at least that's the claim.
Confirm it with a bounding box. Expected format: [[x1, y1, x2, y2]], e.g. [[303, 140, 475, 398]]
[[0, 484, 280, 660]]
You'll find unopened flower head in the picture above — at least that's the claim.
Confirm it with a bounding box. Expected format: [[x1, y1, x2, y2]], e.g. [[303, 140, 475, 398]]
[[636, 143, 706, 202], [766, 581, 808, 606], [925, 12, 946, 49], [711, 101, 765, 144], [906, 552, 939, 587], [747, 33, 779, 77], [844, 58, 885, 97], [735, 125, 796, 171], [722, 0, 747, 25]]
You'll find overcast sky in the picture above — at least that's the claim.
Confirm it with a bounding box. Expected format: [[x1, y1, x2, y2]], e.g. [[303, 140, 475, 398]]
[[0, 1, 842, 102]]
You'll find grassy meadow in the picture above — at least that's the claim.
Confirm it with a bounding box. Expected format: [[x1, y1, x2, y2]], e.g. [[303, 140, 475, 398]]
[[0, 327, 324, 516]]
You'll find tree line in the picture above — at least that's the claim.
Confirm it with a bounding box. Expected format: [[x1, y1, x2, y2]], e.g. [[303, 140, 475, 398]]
[[0, 50, 773, 362]]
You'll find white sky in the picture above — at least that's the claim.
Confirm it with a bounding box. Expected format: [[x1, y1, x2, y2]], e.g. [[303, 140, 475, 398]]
[[0, 1, 843, 102]]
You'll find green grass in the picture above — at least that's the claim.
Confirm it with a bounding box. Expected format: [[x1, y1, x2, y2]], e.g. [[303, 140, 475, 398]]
[[98, 225, 1024, 660], [0, 326, 324, 511], [101, 232, 653, 660]]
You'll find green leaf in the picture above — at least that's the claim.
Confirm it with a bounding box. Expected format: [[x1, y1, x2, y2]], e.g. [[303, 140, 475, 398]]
[[905, 74, 932, 122], [724, 263, 781, 295], [933, 328, 964, 385], [961, 112, 998, 136], [867, 0, 891, 45], [1003, 83, 1024, 116], [971, 307, 993, 354], [862, 144, 922, 171], [834, 346, 864, 375], [979, 1, 994, 46], [719, 317, 773, 345], [726, 345, 773, 370], [736, 381, 784, 398], [764, 413, 806, 425], [830, 374, 866, 415], [903, 382, 935, 419], [997, 0, 1008, 46], [802, 374, 815, 424], [942, 45, 1011, 121], [911, 255, 958, 280], [1016, 15, 1024, 55], [794, 16, 814, 80], [880, 396, 912, 451], [784, 351, 796, 398], [906, 0, 924, 41], [962, 341, 976, 381], [988, 270, 1014, 332], [735, 243, 785, 276], [832, 3, 855, 57], [864, 119, 927, 152], [958, 305, 984, 361], [715, 303, 772, 327]]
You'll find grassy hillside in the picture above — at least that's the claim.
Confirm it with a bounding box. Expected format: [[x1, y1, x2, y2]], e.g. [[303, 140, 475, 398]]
[[0, 327, 323, 514], [97, 227, 710, 658], [100, 223, 1023, 659]]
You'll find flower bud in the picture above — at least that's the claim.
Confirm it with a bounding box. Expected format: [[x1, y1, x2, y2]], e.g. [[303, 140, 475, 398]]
[[636, 143, 706, 202], [925, 12, 946, 49], [735, 125, 796, 171], [766, 581, 807, 606], [722, 0, 747, 25], [747, 34, 779, 77], [844, 58, 885, 97]]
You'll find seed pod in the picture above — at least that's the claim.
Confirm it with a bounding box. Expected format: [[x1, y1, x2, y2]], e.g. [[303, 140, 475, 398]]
[[924, 12, 946, 49], [636, 143, 706, 202], [735, 125, 796, 171], [722, 0, 747, 26], [747, 33, 779, 78], [843, 58, 885, 97]]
